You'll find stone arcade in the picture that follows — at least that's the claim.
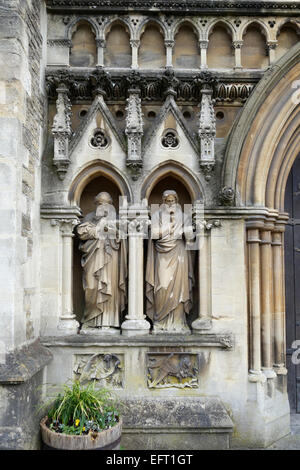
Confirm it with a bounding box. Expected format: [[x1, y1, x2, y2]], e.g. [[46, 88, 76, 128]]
[[0, 0, 300, 450]]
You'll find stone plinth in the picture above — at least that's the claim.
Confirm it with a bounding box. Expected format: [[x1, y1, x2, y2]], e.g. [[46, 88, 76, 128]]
[[121, 397, 233, 450]]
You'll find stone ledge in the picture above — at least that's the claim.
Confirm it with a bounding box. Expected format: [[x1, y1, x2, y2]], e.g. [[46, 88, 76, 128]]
[[0, 340, 53, 385], [41, 332, 234, 349], [122, 396, 233, 429], [120, 396, 233, 450]]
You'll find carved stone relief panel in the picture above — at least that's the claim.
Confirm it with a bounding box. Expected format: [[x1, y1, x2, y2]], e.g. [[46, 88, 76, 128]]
[[73, 353, 124, 389], [147, 353, 199, 389]]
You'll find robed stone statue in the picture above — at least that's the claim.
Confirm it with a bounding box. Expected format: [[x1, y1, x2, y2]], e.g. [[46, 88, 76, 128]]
[[77, 192, 127, 333], [145, 190, 194, 333]]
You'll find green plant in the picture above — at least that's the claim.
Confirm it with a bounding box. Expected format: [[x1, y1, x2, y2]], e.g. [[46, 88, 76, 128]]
[[45, 380, 120, 436]]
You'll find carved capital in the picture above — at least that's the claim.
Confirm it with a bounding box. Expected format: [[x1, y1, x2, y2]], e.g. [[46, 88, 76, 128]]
[[267, 40, 278, 50], [130, 39, 140, 48], [96, 38, 106, 48], [199, 40, 209, 49], [51, 218, 79, 235], [232, 40, 243, 49], [164, 40, 175, 48]]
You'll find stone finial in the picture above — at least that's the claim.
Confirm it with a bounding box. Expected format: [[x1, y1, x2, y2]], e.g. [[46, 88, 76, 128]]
[[125, 74, 144, 179], [52, 82, 72, 180], [198, 83, 216, 180]]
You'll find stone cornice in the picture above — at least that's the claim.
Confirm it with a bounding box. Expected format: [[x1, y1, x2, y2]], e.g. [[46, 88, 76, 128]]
[[46, 67, 259, 103], [45, 0, 300, 16]]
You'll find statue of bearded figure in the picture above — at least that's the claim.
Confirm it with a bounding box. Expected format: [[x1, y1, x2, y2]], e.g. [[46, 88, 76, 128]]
[[76, 192, 127, 334], [145, 190, 194, 334]]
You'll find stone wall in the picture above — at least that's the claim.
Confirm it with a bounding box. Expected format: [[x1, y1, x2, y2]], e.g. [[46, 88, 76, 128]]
[[0, 0, 51, 449]]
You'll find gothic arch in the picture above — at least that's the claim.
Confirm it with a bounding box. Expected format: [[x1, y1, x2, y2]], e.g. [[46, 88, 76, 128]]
[[104, 18, 133, 39], [66, 16, 100, 40], [206, 19, 236, 41], [240, 19, 270, 41], [222, 42, 300, 211], [140, 161, 204, 203], [173, 18, 199, 40], [137, 17, 167, 40], [68, 160, 133, 207], [276, 18, 300, 37]]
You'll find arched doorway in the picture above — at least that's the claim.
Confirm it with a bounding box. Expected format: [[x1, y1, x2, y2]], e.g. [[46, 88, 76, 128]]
[[284, 152, 300, 413]]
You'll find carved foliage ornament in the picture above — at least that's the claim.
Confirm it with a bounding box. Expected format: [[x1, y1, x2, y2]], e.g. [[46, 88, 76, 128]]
[[46, 70, 257, 104]]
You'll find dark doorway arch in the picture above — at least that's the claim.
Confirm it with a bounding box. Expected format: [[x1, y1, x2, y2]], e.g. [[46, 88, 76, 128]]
[[284, 151, 300, 413]]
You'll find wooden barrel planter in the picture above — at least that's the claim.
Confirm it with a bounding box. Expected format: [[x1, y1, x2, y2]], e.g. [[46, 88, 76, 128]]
[[40, 417, 122, 450]]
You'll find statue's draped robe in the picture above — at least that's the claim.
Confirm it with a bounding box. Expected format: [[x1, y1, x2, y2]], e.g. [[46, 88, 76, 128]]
[[146, 204, 194, 332], [77, 210, 127, 328]]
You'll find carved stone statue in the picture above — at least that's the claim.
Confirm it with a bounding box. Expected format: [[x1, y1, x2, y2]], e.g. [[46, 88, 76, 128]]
[[76, 192, 127, 333], [145, 190, 194, 333]]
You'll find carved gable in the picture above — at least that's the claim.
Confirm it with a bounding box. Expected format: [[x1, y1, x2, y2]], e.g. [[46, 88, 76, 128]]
[[143, 95, 199, 172], [69, 95, 127, 171]]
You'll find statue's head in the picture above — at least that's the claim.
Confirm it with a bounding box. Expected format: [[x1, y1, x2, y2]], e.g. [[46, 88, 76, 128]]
[[162, 190, 178, 207], [94, 192, 113, 206]]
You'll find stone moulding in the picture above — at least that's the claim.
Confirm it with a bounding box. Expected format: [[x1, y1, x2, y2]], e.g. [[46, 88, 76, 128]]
[[45, 0, 300, 15], [41, 333, 234, 349], [0, 340, 53, 385]]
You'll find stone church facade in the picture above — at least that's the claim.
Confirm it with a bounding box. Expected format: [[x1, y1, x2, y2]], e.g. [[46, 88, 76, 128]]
[[0, 0, 300, 449]]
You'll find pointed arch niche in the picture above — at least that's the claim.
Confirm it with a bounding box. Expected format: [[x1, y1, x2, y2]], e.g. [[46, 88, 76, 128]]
[[139, 22, 165, 69], [241, 23, 268, 69], [277, 23, 300, 61], [173, 23, 199, 69], [70, 163, 132, 323], [146, 173, 199, 327], [70, 20, 97, 67], [104, 22, 131, 68], [141, 164, 207, 329], [207, 23, 234, 69]]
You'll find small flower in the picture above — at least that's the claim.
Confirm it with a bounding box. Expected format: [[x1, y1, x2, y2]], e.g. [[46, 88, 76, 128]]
[[82, 427, 86, 431], [75, 419, 80, 427]]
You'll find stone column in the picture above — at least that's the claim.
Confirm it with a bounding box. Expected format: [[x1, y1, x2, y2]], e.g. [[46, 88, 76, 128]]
[[57, 219, 79, 334], [247, 223, 265, 382], [165, 40, 174, 67], [121, 203, 151, 336], [267, 41, 278, 65], [96, 38, 106, 67], [199, 40, 208, 69], [130, 39, 140, 69], [260, 225, 276, 378], [233, 40, 243, 70], [192, 230, 212, 332], [272, 224, 288, 375]]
